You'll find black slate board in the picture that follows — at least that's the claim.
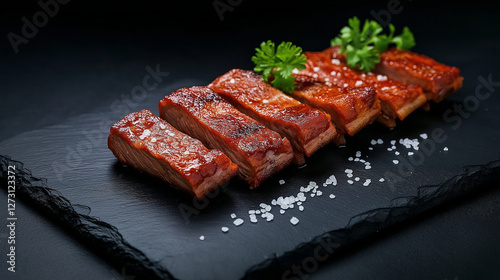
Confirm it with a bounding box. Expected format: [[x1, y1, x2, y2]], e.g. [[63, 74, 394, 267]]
[[2, 74, 500, 279]]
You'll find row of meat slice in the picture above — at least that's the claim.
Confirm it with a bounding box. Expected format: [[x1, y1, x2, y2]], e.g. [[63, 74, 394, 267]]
[[108, 47, 463, 199]]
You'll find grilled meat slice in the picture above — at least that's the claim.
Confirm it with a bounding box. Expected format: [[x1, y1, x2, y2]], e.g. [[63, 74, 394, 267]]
[[108, 109, 238, 200], [296, 47, 427, 128], [375, 48, 463, 103], [291, 81, 380, 138], [208, 69, 337, 165], [159, 86, 293, 188]]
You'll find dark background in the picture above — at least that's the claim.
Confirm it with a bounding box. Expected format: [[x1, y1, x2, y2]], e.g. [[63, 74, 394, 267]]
[[1, 0, 500, 279]]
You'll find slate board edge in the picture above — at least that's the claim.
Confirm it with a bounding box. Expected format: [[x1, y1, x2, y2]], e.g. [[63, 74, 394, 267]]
[[1, 154, 499, 280], [0, 155, 175, 280], [242, 160, 500, 280]]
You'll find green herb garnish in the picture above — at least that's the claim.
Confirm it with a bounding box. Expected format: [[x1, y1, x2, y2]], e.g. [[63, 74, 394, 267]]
[[252, 40, 307, 94], [331, 17, 415, 72]]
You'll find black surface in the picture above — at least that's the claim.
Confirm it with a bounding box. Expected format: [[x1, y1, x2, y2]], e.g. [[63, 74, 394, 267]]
[[1, 1, 500, 279]]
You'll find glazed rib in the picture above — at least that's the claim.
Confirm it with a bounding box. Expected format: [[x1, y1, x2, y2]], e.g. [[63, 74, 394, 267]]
[[375, 48, 463, 103], [208, 69, 337, 165], [108, 109, 238, 200], [159, 86, 293, 188], [291, 81, 381, 139], [296, 47, 427, 128]]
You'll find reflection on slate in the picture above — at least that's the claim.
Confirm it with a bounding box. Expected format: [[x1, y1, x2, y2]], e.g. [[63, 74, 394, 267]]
[[1, 78, 500, 279], [0, 155, 173, 280]]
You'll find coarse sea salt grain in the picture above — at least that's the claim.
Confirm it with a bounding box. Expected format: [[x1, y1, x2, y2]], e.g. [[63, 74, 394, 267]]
[[329, 194, 336, 199], [233, 218, 244, 226], [379, 178, 385, 182], [230, 213, 236, 219], [313, 67, 320, 72], [408, 152, 414, 156], [393, 160, 399, 165], [331, 59, 340, 65], [199, 235, 205, 241], [420, 133, 428, 139], [229, 78, 235, 84], [299, 205, 304, 211], [377, 139, 384, 144], [371, 139, 377, 145], [221, 227, 229, 233], [354, 177, 360, 181], [279, 179, 285, 185], [290, 217, 299, 225], [347, 180, 354, 185], [355, 80, 363, 86], [313, 73, 318, 78], [139, 129, 151, 140], [363, 179, 371, 186], [443, 147, 449, 151]]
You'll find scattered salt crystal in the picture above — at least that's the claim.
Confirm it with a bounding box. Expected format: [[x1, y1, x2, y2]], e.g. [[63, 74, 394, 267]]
[[443, 147, 449, 151], [369, 147, 373, 150], [297, 201, 302, 206], [408, 152, 414, 156], [420, 133, 428, 139], [345, 169, 353, 173], [316, 190, 322, 196], [347, 173, 353, 178], [376, 74, 387, 81], [348, 157, 353, 161], [390, 140, 396, 145], [347, 180, 354, 185], [259, 203, 267, 208], [395, 151, 400, 155], [233, 218, 244, 226], [355, 151, 361, 157], [343, 83, 348, 87], [151, 137, 157, 143], [331, 59, 340, 65], [299, 205, 304, 211], [310, 193, 315, 197], [265, 205, 272, 212], [363, 179, 371, 186], [262, 99, 269, 104], [159, 123, 166, 130], [330, 175, 337, 186], [355, 80, 363, 86], [354, 158, 360, 162], [199, 235, 205, 241], [313, 73, 318, 78], [249, 210, 255, 214], [139, 129, 151, 140], [330, 71, 336, 76], [280, 209, 285, 214], [230, 213, 236, 219], [279, 179, 285, 185], [371, 139, 377, 145], [221, 227, 229, 233], [292, 68, 299, 74], [313, 67, 320, 72], [379, 178, 385, 182], [387, 148, 393, 151], [290, 217, 299, 225], [271, 199, 277, 205], [329, 194, 336, 199], [365, 165, 372, 170], [256, 210, 261, 214], [377, 139, 384, 144], [354, 177, 360, 181], [393, 160, 399, 165]]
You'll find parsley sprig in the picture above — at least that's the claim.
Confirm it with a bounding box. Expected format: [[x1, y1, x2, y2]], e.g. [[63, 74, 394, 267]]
[[331, 17, 415, 72], [252, 40, 307, 94]]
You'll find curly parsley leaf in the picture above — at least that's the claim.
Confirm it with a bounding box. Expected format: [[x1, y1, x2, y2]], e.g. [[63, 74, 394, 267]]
[[252, 40, 307, 94], [331, 17, 415, 72]]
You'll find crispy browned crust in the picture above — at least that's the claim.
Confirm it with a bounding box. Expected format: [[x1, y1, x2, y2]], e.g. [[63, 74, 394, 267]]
[[208, 69, 336, 165], [159, 86, 293, 188], [375, 48, 464, 103], [296, 47, 427, 127], [108, 109, 238, 200], [292, 82, 381, 136]]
